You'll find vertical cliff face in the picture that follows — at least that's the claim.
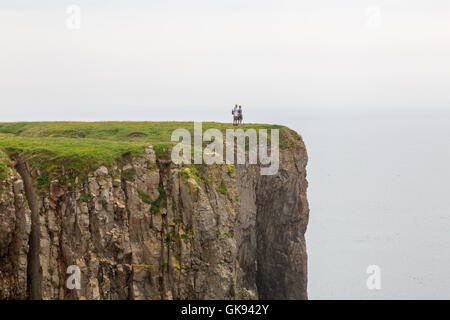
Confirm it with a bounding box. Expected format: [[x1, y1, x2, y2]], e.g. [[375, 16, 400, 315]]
[[0, 167, 31, 299], [0, 136, 308, 300]]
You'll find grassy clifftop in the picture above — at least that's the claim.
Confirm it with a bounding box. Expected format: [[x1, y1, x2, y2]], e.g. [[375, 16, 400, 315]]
[[0, 122, 301, 185]]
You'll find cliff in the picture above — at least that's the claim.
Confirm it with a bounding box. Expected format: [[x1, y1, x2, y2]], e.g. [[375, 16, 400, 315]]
[[0, 122, 309, 300]]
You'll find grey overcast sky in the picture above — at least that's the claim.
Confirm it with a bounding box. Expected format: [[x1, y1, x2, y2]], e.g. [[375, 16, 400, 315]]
[[2, 1, 450, 300], [1, 0, 449, 121]]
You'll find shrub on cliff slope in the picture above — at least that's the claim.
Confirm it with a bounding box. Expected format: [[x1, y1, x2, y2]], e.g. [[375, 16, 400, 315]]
[[0, 151, 11, 184], [0, 162, 8, 184]]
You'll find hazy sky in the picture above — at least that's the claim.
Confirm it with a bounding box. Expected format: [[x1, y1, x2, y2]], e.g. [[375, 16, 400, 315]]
[[2, 1, 450, 299], [1, 0, 449, 121]]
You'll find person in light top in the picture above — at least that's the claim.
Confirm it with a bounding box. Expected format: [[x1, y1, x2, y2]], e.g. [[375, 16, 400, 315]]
[[232, 104, 238, 126]]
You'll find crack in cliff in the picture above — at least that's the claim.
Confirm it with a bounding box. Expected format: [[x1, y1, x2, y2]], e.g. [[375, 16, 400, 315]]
[[157, 159, 171, 299], [118, 167, 134, 300], [14, 157, 42, 300], [57, 197, 70, 299]]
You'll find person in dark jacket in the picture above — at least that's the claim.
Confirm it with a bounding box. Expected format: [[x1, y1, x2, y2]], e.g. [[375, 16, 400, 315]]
[[238, 105, 243, 125]]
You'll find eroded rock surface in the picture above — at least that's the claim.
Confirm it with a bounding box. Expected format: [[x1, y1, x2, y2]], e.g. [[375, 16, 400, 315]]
[[0, 139, 309, 300]]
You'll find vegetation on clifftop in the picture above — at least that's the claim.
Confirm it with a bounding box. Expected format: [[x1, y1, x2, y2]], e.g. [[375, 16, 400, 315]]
[[0, 122, 302, 187], [0, 150, 11, 184]]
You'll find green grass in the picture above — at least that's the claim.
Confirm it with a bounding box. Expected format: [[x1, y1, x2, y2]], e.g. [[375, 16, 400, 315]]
[[138, 190, 152, 204], [80, 193, 90, 203], [0, 150, 11, 184], [180, 233, 189, 240], [122, 168, 137, 181], [0, 162, 8, 184], [37, 170, 50, 189], [217, 180, 228, 195], [150, 186, 167, 214], [0, 134, 145, 185], [0, 122, 300, 187], [0, 121, 292, 142], [180, 167, 202, 184]]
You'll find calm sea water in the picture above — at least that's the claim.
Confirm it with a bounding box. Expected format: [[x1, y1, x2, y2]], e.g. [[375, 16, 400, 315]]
[[294, 110, 450, 299]]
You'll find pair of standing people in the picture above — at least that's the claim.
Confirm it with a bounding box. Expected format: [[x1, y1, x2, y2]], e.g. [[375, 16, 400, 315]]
[[232, 105, 243, 126]]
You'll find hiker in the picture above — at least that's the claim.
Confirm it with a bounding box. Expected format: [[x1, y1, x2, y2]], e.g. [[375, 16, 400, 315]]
[[238, 105, 243, 125], [232, 104, 238, 126]]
